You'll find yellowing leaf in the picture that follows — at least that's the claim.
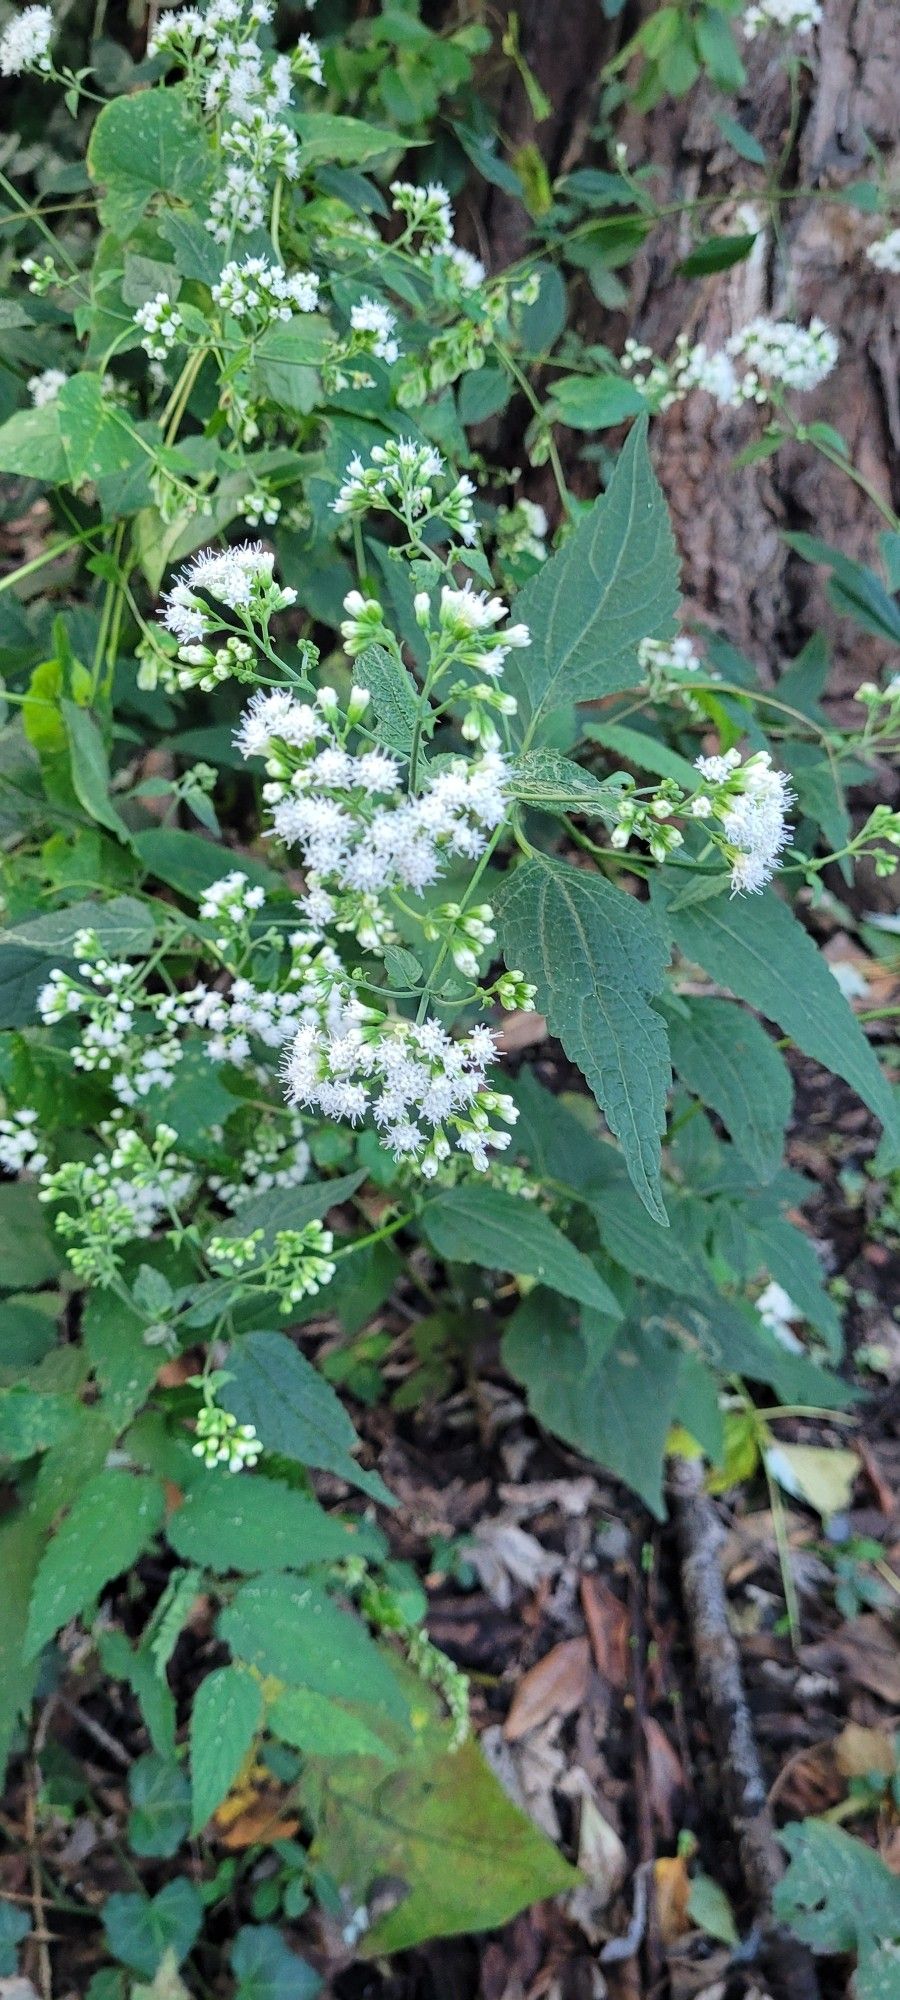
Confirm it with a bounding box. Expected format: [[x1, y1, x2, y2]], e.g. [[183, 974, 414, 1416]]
[[765, 1444, 859, 1520]]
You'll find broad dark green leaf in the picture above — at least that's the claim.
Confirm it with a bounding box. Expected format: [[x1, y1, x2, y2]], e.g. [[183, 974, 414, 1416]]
[[132, 827, 279, 899], [0, 1387, 79, 1460], [2, 895, 154, 959], [168, 1472, 380, 1573], [421, 1184, 621, 1314], [550, 375, 646, 430], [654, 881, 900, 1148], [498, 855, 671, 1220], [231, 1925, 321, 2000], [774, 1820, 900, 1964], [57, 378, 144, 491], [190, 1666, 264, 1832], [127, 1752, 191, 1857], [505, 419, 680, 744], [0, 403, 67, 483], [25, 1470, 165, 1657], [88, 87, 210, 233], [0, 1183, 62, 1291], [219, 1574, 410, 1722], [219, 1171, 365, 1247], [583, 721, 698, 787], [293, 111, 398, 165], [222, 1330, 392, 1503], [102, 1882, 203, 1978], [679, 233, 756, 277], [667, 997, 792, 1181], [503, 1292, 678, 1515], [268, 1685, 396, 1762], [0, 1511, 44, 1769]]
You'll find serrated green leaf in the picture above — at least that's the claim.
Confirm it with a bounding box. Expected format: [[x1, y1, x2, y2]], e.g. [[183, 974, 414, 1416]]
[[503, 1291, 678, 1515], [0, 402, 67, 483], [0, 1510, 44, 1770], [667, 997, 792, 1181], [0, 1182, 62, 1291], [219, 1171, 365, 1248], [498, 855, 671, 1220], [293, 111, 398, 165], [583, 721, 698, 787], [505, 418, 680, 744], [550, 375, 646, 430], [127, 1753, 191, 1857], [219, 1574, 410, 1722], [57, 377, 145, 490], [221, 1330, 392, 1503], [88, 87, 210, 233], [421, 1185, 621, 1314], [510, 748, 623, 815], [352, 644, 418, 754], [103, 1882, 203, 1979], [168, 1472, 379, 1573], [2, 895, 154, 958], [132, 827, 279, 900], [25, 1470, 165, 1657], [190, 1666, 263, 1832], [774, 1820, 900, 1975], [654, 881, 900, 1148], [268, 1684, 397, 1763], [0, 1387, 79, 1460], [231, 1925, 321, 2000]]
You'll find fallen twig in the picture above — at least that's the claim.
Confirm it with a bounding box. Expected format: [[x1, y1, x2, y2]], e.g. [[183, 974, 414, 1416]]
[[670, 1456, 821, 2000]]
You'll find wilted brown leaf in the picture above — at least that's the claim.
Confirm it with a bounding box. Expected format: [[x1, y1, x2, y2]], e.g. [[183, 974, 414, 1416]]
[[653, 1855, 692, 1945], [580, 1575, 630, 1687], [643, 1719, 684, 1839], [505, 1639, 592, 1741]]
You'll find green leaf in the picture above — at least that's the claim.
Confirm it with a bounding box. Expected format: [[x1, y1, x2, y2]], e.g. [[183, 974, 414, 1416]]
[[88, 87, 210, 233], [219, 1574, 410, 1723], [583, 721, 698, 787], [510, 748, 623, 815], [190, 1666, 263, 1832], [127, 1753, 191, 1858], [711, 110, 767, 165], [679, 232, 756, 277], [695, 7, 745, 89], [421, 1185, 621, 1314], [132, 827, 279, 900], [687, 1874, 738, 1946], [774, 1820, 900, 1965], [667, 997, 792, 1181], [2, 895, 154, 958], [0, 402, 67, 483], [352, 644, 418, 754], [97, 1631, 176, 1760], [497, 855, 671, 1221], [306, 1732, 575, 1954], [653, 882, 900, 1149], [168, 1472, 380, 1574], [25, 1471, 165, 1657], [222, 1330, 393, 1503], [231, 1925, 321, 2000], [57, 378, 144, 490], [504, 418, 680, 744], [0, 1510, 44, 1769], [783, 535, 900, 646], [293, 111, 399, 165], [83, 1289, 162, 1428], [268, 1685, 396, 1762], [0, 1387, 79, 1460], [61, 701, 132, 840], [0, 1182, 62, 1291], [219, 1171, 365, 1250], [550, 375, 646, 430], [503, 1293, 678, 1516], [745, 1212, 843, 1356], [102, 1882, 203, 1979], [251, 318, 330, 416]]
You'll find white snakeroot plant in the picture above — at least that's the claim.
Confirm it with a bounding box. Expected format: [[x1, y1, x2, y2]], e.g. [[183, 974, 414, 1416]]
[[0, 5, 53, 76], [743, 0, 822, 36], [622, 316, 837, 412], [868, 229, 900, 276]]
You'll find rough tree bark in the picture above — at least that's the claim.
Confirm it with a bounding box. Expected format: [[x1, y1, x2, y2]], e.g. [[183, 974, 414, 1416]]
[[461, 0, 899, 699]]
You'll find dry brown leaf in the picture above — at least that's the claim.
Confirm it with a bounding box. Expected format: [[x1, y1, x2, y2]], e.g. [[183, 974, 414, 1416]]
[[643, 1719, 684, 1839], [580, 1575, 630, 1687], [802, 1615, 900, 1705], [494, 1012, 548, 1053], [834, 1722, 898, 1780], [213, 1783, 299, 1848], [653, 1855, 693, 1945], [505, 1639, 592, 1741], [566, 1788, 628, 1942]]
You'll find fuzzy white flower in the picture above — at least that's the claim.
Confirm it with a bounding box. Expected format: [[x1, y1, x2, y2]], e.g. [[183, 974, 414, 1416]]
[[28, 367, 67, 408], [727, 316, 838, 393], [134, 293, 183, 361], [390, 180, 454, 248], [867, 229, 900, 276], [743, 0, 821, 36], [213, 255, 320, 324], [0, 1108, 47, 1176], [349, 297, 400, 364], [0, 5, 53, 76]]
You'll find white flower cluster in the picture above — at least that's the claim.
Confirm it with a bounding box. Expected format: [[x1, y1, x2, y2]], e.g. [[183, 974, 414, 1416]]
[[208, 1217, 336, 1306], [213, 256, 320, 326], [867, 229, 900, 276], [622, 315, 837, 413], [639, 635, 702, 680], [160, 541, 296, 649], [208, 1110, 310, 1210], [694, 748, 795, 893], [134, 294, 183, 362], [284, 1015, 516, 1177], [743, 0, 821, 36], [0, 4, 53, 76], [28, 368, 67, 408], [193, 1402, 262, 1471], [0, 1109, 47, 1177], [348, 297, 400, 365], [497, 499, 549, 567], [38, 938, 183, 1107], [332, 438, 477, 545], [149, 2, 323, 245], [199, 869, 267, 941], [390, 181, 486, 293]]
